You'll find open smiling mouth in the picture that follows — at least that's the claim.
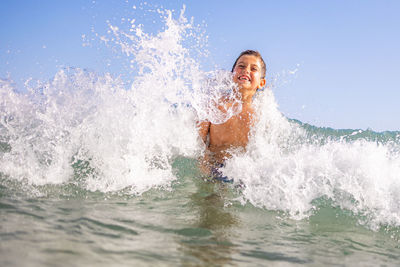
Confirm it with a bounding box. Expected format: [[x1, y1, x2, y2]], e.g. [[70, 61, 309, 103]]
[[238, 75, 251, 82]]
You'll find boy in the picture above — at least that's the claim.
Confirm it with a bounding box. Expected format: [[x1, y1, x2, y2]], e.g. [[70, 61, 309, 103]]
[[198, 50, 266, 177]]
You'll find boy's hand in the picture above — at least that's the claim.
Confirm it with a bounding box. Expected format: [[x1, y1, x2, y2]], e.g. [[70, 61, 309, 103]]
[[197, 121, 211, 145]]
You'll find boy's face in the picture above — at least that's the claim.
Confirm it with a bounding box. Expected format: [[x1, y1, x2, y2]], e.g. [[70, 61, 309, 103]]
[[232, 55, 266, 93]]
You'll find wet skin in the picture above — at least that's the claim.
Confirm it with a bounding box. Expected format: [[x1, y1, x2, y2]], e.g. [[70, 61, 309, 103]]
[[198, 55, 266, 171]]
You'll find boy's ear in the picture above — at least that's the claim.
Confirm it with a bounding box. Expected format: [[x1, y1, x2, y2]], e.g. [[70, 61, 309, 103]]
[[258, 78, 266, 89]]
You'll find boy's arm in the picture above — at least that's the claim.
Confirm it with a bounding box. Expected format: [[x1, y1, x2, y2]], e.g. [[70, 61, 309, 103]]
[[197, 121, 212, 175]]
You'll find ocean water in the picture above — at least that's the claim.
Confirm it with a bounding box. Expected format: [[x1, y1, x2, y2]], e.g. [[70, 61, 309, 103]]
[[1, 7, 400, 266]]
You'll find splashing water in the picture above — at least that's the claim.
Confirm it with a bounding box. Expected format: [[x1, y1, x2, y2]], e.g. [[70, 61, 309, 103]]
[[1, 6, 400, 231], [0, 7, 240, 195], [222, 89, 400, 229]]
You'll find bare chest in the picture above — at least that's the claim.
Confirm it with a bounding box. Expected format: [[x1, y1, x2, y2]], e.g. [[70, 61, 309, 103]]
[[209, 111, 253, 147]]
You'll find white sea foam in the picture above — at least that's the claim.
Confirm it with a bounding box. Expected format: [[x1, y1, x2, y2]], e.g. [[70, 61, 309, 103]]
[[1, 9, 197, 194], [1, 6, 400, 229], [0, 7, 240, 194], [222, 89, 400, 229]]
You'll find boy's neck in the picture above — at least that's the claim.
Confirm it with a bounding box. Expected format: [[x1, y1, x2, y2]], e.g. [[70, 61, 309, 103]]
[[238, 89, 257, 105]]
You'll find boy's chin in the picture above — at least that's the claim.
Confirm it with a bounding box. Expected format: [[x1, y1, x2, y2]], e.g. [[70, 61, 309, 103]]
[[238, 85, 257, 92], [238, 87, 258, 98]]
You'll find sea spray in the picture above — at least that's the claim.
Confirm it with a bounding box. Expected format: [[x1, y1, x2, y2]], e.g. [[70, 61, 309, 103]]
[[101, 6, 241, 125], [1, 10, 189, 193], [0, 7, 242, 195]]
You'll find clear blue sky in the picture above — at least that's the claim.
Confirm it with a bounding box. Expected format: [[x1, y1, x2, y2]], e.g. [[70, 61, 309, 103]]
[[1, 0, 399, 131]]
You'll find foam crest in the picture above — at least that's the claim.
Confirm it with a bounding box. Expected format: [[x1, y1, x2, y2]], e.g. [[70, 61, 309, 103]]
[[223, 90, 400, 228], [0, 8, 198, 193]]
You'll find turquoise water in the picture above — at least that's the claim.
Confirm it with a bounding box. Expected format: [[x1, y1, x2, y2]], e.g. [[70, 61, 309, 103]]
[[1, 156, 400, 266]]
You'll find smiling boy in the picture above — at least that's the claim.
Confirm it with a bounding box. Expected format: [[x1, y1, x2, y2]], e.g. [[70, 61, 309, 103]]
[[198, 50, 266, 176]]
